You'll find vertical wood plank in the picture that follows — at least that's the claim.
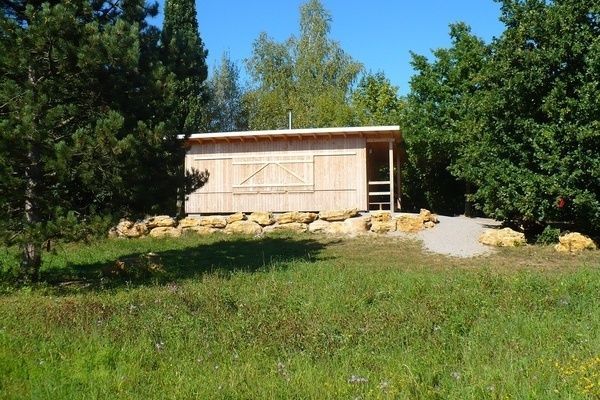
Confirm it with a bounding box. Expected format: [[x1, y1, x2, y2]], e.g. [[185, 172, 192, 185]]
[[388, 140, 394, 212], [395, 143, 402, 210]]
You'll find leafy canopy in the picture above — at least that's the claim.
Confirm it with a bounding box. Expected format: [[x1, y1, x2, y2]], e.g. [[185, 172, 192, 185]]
[[244, 0, 362, 129]]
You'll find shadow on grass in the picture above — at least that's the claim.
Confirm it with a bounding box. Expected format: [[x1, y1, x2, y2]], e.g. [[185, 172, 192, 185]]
[[41, 235, 336, 291]]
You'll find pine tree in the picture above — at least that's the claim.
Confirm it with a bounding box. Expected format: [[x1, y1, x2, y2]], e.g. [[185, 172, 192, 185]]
[[160, 0, 209, 215], [0, 0, 207, 280], [161, 0, 208, 134], [1, 0, 139, 279]]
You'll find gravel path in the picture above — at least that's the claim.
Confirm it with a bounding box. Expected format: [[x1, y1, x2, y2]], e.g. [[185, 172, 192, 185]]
[[392, 215, 502, 258]]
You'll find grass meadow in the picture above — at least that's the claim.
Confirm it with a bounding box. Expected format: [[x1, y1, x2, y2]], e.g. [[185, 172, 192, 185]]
[[0, 233, 599, 399]]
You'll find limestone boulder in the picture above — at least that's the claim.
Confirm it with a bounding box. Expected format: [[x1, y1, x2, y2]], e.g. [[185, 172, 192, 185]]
[[371, 220, 396, 234], [264, 222, 308, 234], [198, 215, 227, 228], [308, 219, 331, 233], [178, 217, 201, 229], [145, 215, 176, 229], [419, 209, 432, 222], [149, 227, 182, 238], [344, 216, 371, 235], [226, 212, 245, 224], [224, 220, 263, 235], [554, 233, 597, 253], [479, 228, 526, 247], [370, 211, 392, 223], [326, 222, 349, 235], [318, 208, 359, 222], [185, 226, 218, 235], [115, 220, 148, 238], [248, 211, 275, 226], [395, 215, 424, 233], [277, 211, 318, 224], [424, 221, 436, 229]]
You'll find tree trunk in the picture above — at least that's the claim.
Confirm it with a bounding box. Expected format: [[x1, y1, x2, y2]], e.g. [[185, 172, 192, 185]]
[[21, 67, 42, 281], [21, 146, 42, 281], [464, 182, 474, 217]]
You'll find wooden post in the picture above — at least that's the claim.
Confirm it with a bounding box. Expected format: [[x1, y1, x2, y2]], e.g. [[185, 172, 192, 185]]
[[395, 144, 402, 211], [388, 140, 394, 212]]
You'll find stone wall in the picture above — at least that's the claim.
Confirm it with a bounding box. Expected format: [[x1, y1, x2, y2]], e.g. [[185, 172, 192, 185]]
[[109, 209, 439, 239]]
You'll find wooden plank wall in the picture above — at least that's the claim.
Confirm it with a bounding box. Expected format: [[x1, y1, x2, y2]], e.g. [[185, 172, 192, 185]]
[[185, 137, 368, 213]]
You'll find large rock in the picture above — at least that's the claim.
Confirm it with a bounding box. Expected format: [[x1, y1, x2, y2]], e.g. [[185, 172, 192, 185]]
[[149, 227, 182, 238], [185, 226, 218, 235], [325, 222, 349, 235], [370, 211, 392, 223], [178, 217, 201, 229], [555, 233, 597, 253], [198, 215, 227, 228], [419, 209, 432, 222], [308, 219, 331, 233], [344, 216, 371, 235], [479, 228, 526, 247], [115, 220, 148, 238], [248, 211, 275, 226], [319, 208, 359, 222], [264, 222, 308, 234], [277, 211, 318, 224], [419, 209, 439, 224], [226, 212, 245, 224], [145, 215, 176, 229], [395, 215, 424, 233], [371, 220, 396, 234], [224, 220, 263, 235]]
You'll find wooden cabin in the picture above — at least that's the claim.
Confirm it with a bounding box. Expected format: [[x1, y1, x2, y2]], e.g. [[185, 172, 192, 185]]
[[183, 126, 403, 215]]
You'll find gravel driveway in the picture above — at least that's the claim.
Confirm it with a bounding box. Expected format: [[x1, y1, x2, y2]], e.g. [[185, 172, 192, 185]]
[[393, 215, 502, 258]]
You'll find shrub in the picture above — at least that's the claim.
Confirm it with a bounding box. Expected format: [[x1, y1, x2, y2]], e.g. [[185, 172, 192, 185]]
[[536, 226, 561, 245]]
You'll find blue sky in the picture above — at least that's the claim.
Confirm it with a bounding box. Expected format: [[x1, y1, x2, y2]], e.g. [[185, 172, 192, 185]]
[[152, 1, 505, 94]]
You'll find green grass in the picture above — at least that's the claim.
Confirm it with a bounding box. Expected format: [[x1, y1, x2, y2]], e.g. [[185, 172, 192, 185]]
[[1, 233, 599, 399]]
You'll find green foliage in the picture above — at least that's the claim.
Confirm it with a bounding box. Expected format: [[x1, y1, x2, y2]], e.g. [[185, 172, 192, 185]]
[[160, 0, 210, 215], [351, 72, 403, 126], [458, 0, 600, 233], [245, 0, 362, 129], [161, 0, 208, 134], [402, 23, 489, 214], [0, 0, 209, 279], [403, 1, 600, 232], [206, 53, 248, 132], [536, 225, 561, 245], [1, 235, 599, 398]]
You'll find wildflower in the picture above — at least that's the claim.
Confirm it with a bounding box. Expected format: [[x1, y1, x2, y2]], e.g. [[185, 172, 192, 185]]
[[451, 371, 461, 381], [348, 375, 368, 384], [277, 361, 290, 382], [378, 380, 390, 392]]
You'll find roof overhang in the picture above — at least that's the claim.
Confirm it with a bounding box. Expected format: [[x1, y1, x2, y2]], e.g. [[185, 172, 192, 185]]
[[179, 126, 401, 144]]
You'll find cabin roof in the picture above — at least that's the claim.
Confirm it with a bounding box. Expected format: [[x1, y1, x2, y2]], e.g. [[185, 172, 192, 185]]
[[181, 125, 401, 143]]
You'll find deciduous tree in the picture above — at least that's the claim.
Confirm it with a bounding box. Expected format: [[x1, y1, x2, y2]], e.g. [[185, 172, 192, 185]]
[[206, 53, 248, 132], [459, 0, 600, 232], [351, 72, 403, 126], [245, 0, 362, 129], [402, 23, 489, 214]]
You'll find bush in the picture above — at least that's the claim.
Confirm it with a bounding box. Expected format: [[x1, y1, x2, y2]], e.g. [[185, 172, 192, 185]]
[[536, 226, 561, 245]]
